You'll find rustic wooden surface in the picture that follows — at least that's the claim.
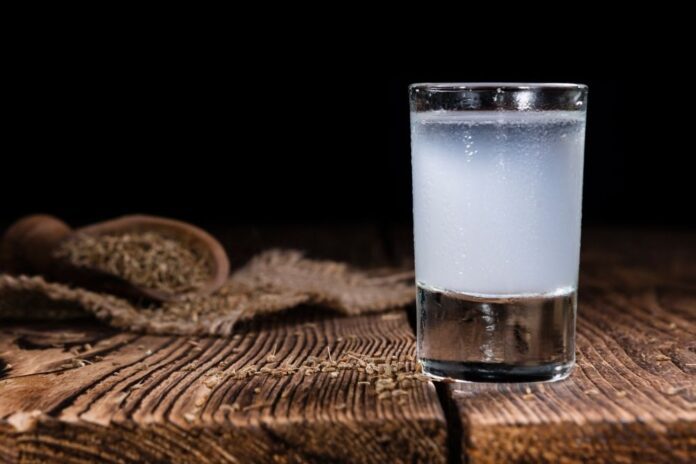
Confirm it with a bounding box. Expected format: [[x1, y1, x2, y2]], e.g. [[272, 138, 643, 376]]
[[448, 229, 696, 463], [0, 226, 447, 463], [1, 226, 695, 463], [0, 312, 446, 463]]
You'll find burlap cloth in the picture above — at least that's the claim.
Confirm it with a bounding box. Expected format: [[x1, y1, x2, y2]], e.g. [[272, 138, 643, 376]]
[[0, 249, 415, 336]]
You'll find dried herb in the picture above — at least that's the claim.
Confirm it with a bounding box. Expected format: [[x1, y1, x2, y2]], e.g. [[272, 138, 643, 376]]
[[214, 349, 430, 405], [54, 232, 210, 293]]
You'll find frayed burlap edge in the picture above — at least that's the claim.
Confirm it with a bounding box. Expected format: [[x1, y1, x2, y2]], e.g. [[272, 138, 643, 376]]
[[0, 249, 415, 336]]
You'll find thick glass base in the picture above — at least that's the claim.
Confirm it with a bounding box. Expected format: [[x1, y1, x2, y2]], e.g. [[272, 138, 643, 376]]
[[417, 283, 576, 383], [420, 358, 574, 383]]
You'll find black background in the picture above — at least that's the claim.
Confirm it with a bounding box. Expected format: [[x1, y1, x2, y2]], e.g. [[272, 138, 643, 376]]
[[4, 55, 694, 231]]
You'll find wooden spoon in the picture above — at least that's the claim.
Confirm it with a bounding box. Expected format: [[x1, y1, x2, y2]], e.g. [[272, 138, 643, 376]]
[[0, 214, 230, 302]]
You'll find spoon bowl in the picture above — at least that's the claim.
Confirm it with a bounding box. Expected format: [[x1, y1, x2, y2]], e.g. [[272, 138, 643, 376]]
[[1, 214, 230, 302]]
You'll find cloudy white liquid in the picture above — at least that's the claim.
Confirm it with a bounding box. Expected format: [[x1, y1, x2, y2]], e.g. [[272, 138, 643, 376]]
[[411, 110, 586, 296]]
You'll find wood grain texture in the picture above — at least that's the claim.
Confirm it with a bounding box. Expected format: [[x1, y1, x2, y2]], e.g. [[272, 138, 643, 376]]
[[448, 229, 696, 463], [2, 226, 695, 463], [0, 312, 446, 463]]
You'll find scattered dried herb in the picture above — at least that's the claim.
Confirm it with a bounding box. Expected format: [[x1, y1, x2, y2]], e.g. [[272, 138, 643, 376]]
[[217, 349, 429, 404], [54, 232, 210, 294], [220, 403, 240, 413], [59, 358, 89, 369]]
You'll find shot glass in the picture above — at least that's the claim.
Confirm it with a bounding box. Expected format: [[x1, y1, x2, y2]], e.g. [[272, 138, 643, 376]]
[[410, 83, 588, 382]]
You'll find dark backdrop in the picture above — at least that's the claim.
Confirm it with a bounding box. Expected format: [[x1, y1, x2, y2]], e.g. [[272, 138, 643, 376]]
[[4, 58, 693, 230]]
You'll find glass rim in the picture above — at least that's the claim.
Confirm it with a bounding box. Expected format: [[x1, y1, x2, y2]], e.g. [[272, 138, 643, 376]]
[[409, 82, 587, 92]]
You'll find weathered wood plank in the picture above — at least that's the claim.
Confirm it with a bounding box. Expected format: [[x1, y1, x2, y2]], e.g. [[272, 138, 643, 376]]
[[0, 312, 447, 463], [3, 226, 695, 462], [447, 229, 696, 463]]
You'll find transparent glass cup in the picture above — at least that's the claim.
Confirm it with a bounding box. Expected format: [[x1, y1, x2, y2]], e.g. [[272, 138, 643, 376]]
[[410, 83, 588, 382]]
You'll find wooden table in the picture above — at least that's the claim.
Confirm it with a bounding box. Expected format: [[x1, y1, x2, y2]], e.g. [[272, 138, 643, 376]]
[[1, 227, 694, 463]]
